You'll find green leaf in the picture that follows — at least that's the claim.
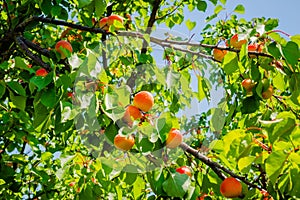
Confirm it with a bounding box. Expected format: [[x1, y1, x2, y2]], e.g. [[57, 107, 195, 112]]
[[282, 41, 300, 67], [268, 112, 296, 143], [78, 0, 92, 8], [51, 5, 62, 17], [30, 73, 52, 91], [41, 152, 53, 162], [156, 112, 179, 142], [290, 34, 300, 47], [210, 107, 226, 132], [220, 0, 227, 5], [40, 0, 52, 15], [114, 85, 131, 107], [7, 81, 26, 96], [209, 0, 218, 5], [197, 1, 207, 12], [33, 103, 51, 132], [241, 96, 260, 114], [214, 5, 224, 14], [185, 19, 196, 31], [222, 52, 239, 75], [133, 176, 145, 199], [196, 76, 206, 101], [123, 165, 138, 185], [273, 72, 286, 92], [222, 129, 245, 155], [162, 173, 191, 198], [166, 70, 180, 90], [265, 19, 279, 31], [238, 156, 256, 173], [41, 88, 57, 108], [0, 179, 5, 185], [233, 4, 245, 14], [14, 57, 29, 70], [94, 0, 106, 18], [147, 169, 165, 195], [0, 81, 6, 98], [265, 150, 288, 184], [9, 92, 26, 111], [79, 186, 94, 199], [267, 42, 281, 59]]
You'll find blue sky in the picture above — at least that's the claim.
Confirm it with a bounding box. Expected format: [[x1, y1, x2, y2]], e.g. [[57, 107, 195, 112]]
[[158, 0, 300, 117], [226, 0, 299, 35]]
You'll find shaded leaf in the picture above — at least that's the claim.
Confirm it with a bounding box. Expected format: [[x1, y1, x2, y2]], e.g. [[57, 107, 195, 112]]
[[162, 173, 190, 198]]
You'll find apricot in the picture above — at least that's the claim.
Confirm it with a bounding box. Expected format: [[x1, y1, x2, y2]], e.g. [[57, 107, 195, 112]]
[[242, 78, 255, 91], [36, 68, 48, 77], [248, 43, 263, 58], [220, 177, 242, 198], [55, 40, 73, 59], [213, 48, 227, 62], [122, 105, 143, 125], [133, 91, 154, 112], [166, 128, 182, 149], [114, 134, 135, 151], [176, 166, 192, 177], [262, 86, 273, 99], [230, 34, 247, 49], [107, 14, 123, 26], [99, 17, 109, 31]]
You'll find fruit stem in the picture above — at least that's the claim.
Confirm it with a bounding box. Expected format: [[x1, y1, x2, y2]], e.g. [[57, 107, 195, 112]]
[[266, 29, 290, 37]]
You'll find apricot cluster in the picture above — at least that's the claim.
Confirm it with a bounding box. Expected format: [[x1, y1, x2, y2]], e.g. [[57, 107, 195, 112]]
[[114, 91, 154, 151], [242, 78, 274, 99], [212, 34, 264, 61]]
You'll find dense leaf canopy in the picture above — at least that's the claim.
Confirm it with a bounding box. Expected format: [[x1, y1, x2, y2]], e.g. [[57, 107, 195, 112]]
[[0, 0, 300, 199]]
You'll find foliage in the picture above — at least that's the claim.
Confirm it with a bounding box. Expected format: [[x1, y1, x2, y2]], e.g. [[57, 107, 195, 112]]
[[0, 0, 300, 199]]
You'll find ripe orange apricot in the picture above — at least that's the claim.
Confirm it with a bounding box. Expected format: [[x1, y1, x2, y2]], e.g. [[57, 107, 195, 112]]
[[99, 17, 109, 31], [107, 14, 123, 26], [166, 128, 183, 149], [262, 86, 274, 99], [133, 91, 154, 112], [242, 78, 255, 91], [248, 43, 263, 58], [230, 34, 247, 49], [220, 177, 242, 198], [114, 134, 135, 151], [176, 166, 192, 177], [55, 40, 73, 59], [213, 48, 227, 62], [122, 105, 143, 125], [36, 68, 48, 77]]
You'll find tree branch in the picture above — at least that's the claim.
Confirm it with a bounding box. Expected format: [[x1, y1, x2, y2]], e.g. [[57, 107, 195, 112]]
[[141, 0, 162, 54], [15, 36, 51, 71], [16, 16, 107, 34], [22, 37, 51, 57], [180, 142, 263, 191]]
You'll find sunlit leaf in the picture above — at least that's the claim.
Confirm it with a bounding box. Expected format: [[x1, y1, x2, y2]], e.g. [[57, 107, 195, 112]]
[[233, 4, 245, 14], [185, 19, 196, 31]]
